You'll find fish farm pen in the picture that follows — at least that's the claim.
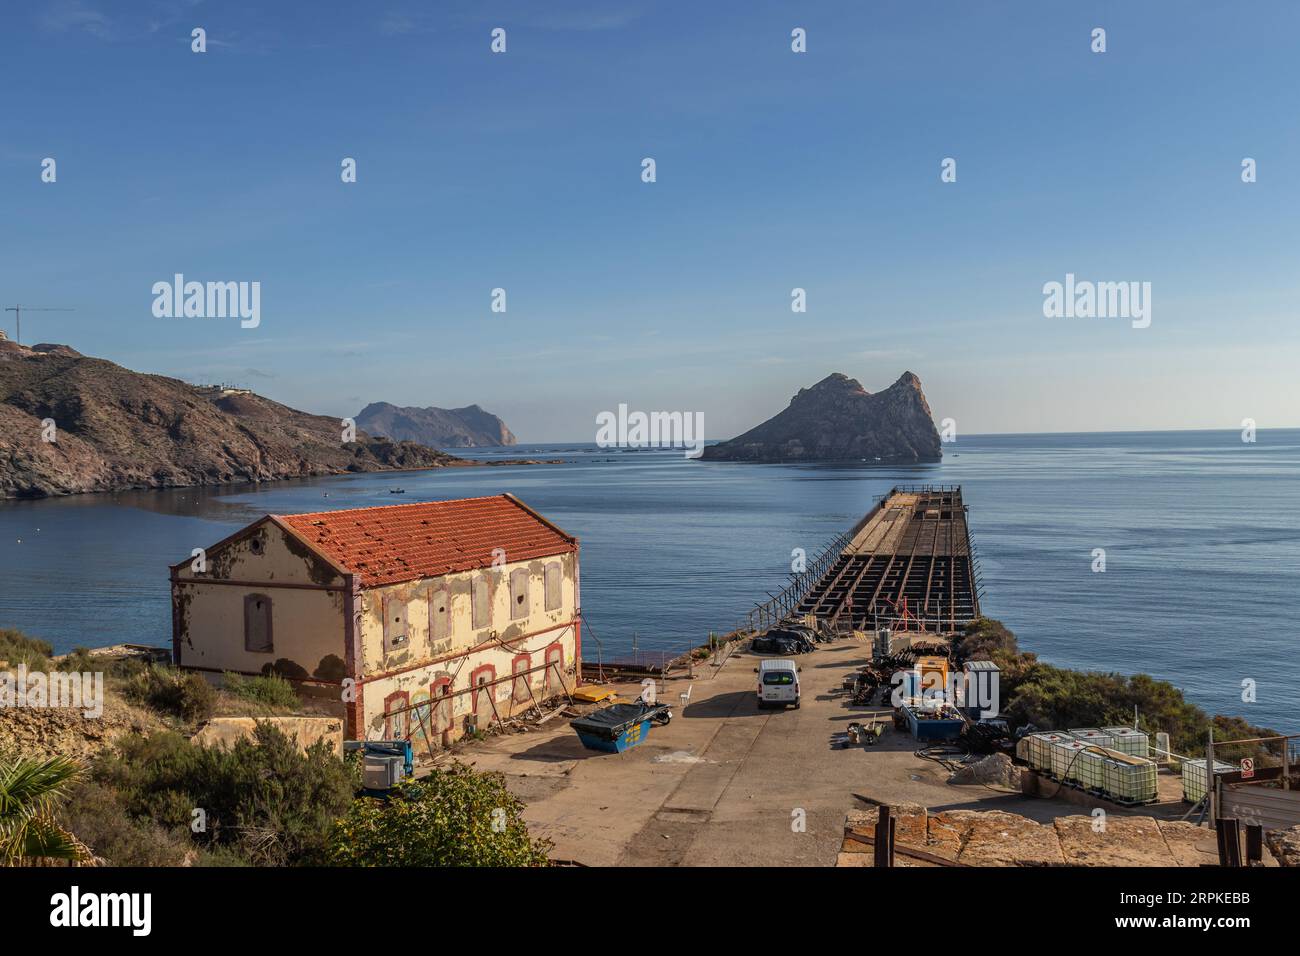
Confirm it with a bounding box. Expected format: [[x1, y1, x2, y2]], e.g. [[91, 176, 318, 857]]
[[749, 485, 984, 634]]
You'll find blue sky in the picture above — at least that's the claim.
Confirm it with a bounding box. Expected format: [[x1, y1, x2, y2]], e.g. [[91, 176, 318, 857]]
[[3, 0, 1299, 441]]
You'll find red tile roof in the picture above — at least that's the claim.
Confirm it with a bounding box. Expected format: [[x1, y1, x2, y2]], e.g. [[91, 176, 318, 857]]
[[275, 494, 577, 588]]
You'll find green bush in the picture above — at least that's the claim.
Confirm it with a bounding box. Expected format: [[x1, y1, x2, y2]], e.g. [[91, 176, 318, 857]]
[[0, 628, 53, 670], [328, 763, 550, 867], [957, 617, 1281, 756], [53, 647, 98, 673], [123, 665, 216, 723], [86, 724, 356, 866], [60, 779, 196, 866], [222, 671, 300, 711], [53, 647, 150, 678]]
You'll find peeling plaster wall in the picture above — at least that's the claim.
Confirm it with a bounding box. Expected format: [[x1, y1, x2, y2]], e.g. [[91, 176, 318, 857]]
[[358, 551, 577, 673], [361, 624, 577, 744], [174, 521, 348, 679], [357, 551, 579, 743], [175, 519, 345, 588]]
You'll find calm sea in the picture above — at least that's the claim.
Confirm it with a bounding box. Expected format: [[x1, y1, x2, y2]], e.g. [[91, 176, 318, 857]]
[[1, 430, 1295, 732]]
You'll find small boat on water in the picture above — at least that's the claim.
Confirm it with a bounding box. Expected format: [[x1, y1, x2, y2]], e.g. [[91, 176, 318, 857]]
[[389, 488, 406, 494]]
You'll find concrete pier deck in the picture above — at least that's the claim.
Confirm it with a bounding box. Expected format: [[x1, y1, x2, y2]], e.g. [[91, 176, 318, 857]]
[[456, 638, 1096, 866], [797, 485, 980, 632]]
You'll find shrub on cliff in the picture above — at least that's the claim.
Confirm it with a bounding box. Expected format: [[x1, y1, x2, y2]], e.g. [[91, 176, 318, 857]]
[[77, 724, 356, 866], [954, 617, 1019, 660], [328, 764, 551, 867], [123, 665, 216, 723], [60, 778, 195, 866], [0, 628, 53, 671], [222, 671, 300, 711]]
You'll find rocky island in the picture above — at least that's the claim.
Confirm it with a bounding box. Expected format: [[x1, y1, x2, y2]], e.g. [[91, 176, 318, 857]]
[[355, 401, 516, 448], [701, 371, 942, 463]]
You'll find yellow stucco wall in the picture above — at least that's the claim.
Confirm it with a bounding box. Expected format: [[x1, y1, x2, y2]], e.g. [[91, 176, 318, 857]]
[[357, 551, 577, 672], [356, 552, 579, 741], [360, 625, 578, 743], [173, 520, 349, 681]]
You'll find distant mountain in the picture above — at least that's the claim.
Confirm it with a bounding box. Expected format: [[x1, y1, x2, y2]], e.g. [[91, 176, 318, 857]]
[[0, 338, 466, 499], [701, 371, 942, 463], [355, 401, 516, 448]]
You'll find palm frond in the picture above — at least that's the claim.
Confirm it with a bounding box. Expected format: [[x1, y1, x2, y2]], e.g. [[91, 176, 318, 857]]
[[0, 755, 82, 817], [0, 754, 86, 865], [20, 819, 86, 862]]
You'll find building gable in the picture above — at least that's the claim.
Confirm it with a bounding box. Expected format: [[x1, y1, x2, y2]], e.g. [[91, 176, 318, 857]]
[[172, 517, 347, 588]]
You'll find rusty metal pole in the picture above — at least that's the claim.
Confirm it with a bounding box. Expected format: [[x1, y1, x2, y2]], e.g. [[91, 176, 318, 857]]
[[1245, 823, 1263, 865], [1206, 729, 1216, 824], [1216, 817, 1241, 867], [874, 805, 894, 868]]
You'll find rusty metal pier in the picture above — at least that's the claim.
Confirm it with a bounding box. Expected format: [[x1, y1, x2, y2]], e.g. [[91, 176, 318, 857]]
[[750, 485, 983, 635]]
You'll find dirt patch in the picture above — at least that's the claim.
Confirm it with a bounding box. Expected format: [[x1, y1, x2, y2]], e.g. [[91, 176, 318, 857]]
[[0, 693, 165, 763]]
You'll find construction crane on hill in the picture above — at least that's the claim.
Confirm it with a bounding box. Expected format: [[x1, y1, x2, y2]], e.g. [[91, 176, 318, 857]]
[[4, 304, 75, 346]]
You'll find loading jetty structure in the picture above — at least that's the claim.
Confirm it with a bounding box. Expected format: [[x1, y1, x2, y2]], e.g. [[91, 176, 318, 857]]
[[583, 485, 984, 681], [751, 485, 984, 635]]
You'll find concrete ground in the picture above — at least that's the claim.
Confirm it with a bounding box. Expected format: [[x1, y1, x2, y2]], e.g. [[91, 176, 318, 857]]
[[458, 636, 1109, 866]]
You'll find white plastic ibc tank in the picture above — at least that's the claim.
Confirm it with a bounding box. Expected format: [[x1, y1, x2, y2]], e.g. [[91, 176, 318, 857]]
[[1068, 728, 1115, 749], [1182, 758, 1235, 804], [1103, 753, 1158, 803], [1027, 732, 1075, 771], [1074, 746, 1116, 791], [1101, 726, 1149, 758], [1050, 739, 1090, 782]]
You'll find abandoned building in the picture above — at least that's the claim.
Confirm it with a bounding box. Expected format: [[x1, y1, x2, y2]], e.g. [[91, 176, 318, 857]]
[[170, 494, 580, 743]]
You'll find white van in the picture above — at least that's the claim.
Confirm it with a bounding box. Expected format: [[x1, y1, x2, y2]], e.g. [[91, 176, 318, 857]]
[[756, 659, 801, 709]]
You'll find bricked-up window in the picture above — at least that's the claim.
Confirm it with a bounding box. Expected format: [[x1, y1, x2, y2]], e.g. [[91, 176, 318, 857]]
[[384, 690, 410, 740], [472, 574, 490, 630], [384, 596, 408, 652], [244, 593, 273, 653], [431, 678, 452, 742], [509, 568, 529, 620], [512, 653, 531, 703], [544, 643, 565, 694], [471, 664, 496, 717], [544, 561, 562, 611], [428, 584, 450, 643]]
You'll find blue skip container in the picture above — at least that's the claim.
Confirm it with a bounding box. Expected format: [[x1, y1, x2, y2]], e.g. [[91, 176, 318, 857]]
[[570, 701, 672, 753]]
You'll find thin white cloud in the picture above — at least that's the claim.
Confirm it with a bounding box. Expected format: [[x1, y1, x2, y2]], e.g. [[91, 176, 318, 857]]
[[38, 0, 114, 39]]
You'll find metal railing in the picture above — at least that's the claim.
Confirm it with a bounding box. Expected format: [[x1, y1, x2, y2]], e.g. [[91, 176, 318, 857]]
[[746, 526, 856, 633]]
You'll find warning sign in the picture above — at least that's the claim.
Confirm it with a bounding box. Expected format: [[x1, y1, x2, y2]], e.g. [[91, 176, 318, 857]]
[[1241, 758, 1255, 780]]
